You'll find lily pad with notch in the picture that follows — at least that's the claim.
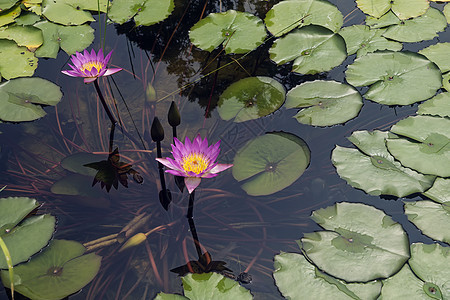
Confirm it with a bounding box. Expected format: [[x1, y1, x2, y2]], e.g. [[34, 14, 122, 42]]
[[356, 0, 429, 20], [0, 5, 21, 27], [1, 239, 101, 300], [386, 115, 450, 177], [285, 80, 362, 126], [41, 0, 95, 26], [0, 39, 37, 80], [269, 25, 346, 75], [0, 25, 43, 51], [300, 202, 410, 282], [423, 177, 450, 204], [365, 10, 401, 29], [189, 10, 266, 54], [217, 76, 285, 123], [332, 130, 434, 197], [419, 42, 450, 74], [264, 0, 343, 37], [417, 92, 450, 118], [0, 197, 56, 268], [108, 0, 174, 26], [0, 77, 62, 122], [273, 252, 382, 299], [345, 51, 442, 105], [232, 132, 310, 196]]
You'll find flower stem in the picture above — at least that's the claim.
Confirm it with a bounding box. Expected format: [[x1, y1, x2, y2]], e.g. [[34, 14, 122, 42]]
[[94, 79, 117, 124], [187, 190, 195, 219]]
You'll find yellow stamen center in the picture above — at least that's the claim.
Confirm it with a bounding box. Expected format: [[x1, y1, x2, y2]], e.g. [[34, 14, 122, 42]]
[[81, 61, 104, 73], [181, 153, 209, 174]]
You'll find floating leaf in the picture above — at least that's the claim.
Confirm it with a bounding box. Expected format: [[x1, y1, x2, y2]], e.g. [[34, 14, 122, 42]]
[[445, 3, 450, 23], [419, 43, 450, 74], [189, 10, 266, 54], [0, 25, 43, 50], [109, 0, 174, 26], [386, 115, 450, 177], [0, 39, 37, 80], [285, 80, 362, 126], [0, 77, 62, 122], [65, 0, 109, 13], [42, 0, 94, 25], [264, 0, 343, 37], [0, 5, 21, 27], [51, 173, 105, 198], [14, 12, 42, 26], [273, 252, 382, 299], [0, 197, 55, 268], [332, 130, 434, 197], [423, 177, 450, 204], [60, 153, 103, 176], [301, 202, 410, 282], [382, 8, 447, 43], [417, 92, 450, 118], [443, 72, 450, 92], [346, 51, 442, 105], [34, 21, 94, 58], [404, 200, 450, 244], [365, 10, 400, 29], [232, 132, 310, 196], [217, 76, 285, 123], [1, 239, 101, 300], [269, 25, 346, 74], [339, 25, 402, 57], [0, 0, 18, 11], [356, 0, 429, 20]]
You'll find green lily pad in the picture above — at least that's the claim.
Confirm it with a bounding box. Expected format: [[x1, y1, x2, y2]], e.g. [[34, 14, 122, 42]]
[[0, 77, 62, 122], [264, 0, 343, 37], [34, 21, 94, 58], [404, 201, 450, 244], [0, 0, 18, 11], [0, 25, 43, 50], [232, 132, 310, 196], [42, 0, 94, 25], [269, 25, 346, 74], [1, 239, 101, 300], [382, 8, 447, 43], [109, 0, 174, 26], [443, 72, 450, 92], [301, 202, 410, 282], [154, 294, 188, 300], [285, 80, 362, 126], [417, 92, 450, 118], [64, 0, 109, 13], [60, 153, 104, 176], [217, 76, 285, 123], [339, 25, 402, 57], [0, 197, 55, 268], [332, 130, 434, 197], [189, 10, 266, 54], [0, 5, 21, 27], [273, 252, 382, 299], [0, 39, 37, 80], [419, 43, 450, 73], [346, 51, 442, 105], [356, 0, 429, 20], [445, 3, 450, 23], [423, 177, 450, 204], [15, 12, 41, 26], [386, 115, 450, 177], [365, 10, 401, 29]]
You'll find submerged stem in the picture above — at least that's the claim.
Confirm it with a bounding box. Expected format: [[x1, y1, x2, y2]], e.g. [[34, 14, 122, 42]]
[[94, 79, 117, 124]]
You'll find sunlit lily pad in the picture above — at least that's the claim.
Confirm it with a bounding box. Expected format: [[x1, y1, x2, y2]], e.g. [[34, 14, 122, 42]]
[[419, 43, 450, 73], [22, 0, 42, 15], [1, 239, 101, 300], [365, 10, 400, 28], [0, 197, 55, 268], [285, 80, 362, 126], [339, 25, 402, 57], [264, 0, 343, 37], [0, 39, 37, 80], [109, 0, 174, 26], [445, 3, 450, 23], [60, 153, 104, 176], [34, 21, 94, 58], [0, 25, 43, 51], [301, 202, 410, 282], [404, 201, 450, 244], [42, 0, 94, 25], [217, 76, 285, 123], [417, 92, 450, 118], [269, 25, 346, 74], [382, 8, 447, 43], [189, 10, 266, 54], [332, 130, 434, 197], [0, 77, 62, 122], [0, 0, 18, 11], [423, 177, 450, 204], [443, 72, 450, 92], [232, 132, 310, 196], [64, 0, 109, 13], [273, 252, 382, 299], [346, 51, 442, 105], [0, 5, 21, 27], [155, 272, 252, 300], [386, 115, 450, 177], [356, 0, 429, 20]]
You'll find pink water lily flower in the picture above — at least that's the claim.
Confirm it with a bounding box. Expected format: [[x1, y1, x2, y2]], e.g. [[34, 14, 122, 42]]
[[156, 135, 233, 194], [61, 48, 122, 83]]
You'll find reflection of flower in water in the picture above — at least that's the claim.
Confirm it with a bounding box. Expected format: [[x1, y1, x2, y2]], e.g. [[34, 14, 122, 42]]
[[61, 49, 122, 84], [84, 148, 143, 192], [156, 135, 233, 193]]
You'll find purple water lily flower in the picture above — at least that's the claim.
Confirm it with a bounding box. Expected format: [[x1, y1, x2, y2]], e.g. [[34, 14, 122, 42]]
[[61, 48, 122, 83], [156, 135, 233, 194]]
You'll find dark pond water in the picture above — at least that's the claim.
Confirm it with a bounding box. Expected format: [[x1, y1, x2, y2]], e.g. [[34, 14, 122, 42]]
[[0, 0, 448, 299]]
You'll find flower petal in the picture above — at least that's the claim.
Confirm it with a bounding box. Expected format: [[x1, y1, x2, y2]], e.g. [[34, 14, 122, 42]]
[[84, 77, 97, 83], [155, 157, 181, 171], [166, 169, 186, 177], [103, 68, 122, 76], [185, 177, 201, 194], [209, 163, 233, 174]]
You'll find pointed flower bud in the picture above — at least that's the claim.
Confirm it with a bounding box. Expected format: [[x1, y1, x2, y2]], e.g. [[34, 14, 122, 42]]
[[119, 233, 147, 252], [168, 101, 181, 127], [151, 117, 164, 142]]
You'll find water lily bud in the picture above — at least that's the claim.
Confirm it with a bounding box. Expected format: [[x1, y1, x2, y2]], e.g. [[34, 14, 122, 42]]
[[168, 101, 181, 127], [119, 233, 147, 252], [146, 83, 157, 102], [151, 117, 164, 142]]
